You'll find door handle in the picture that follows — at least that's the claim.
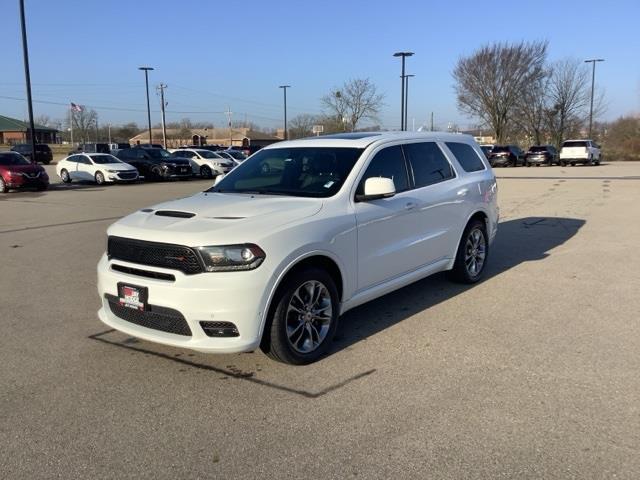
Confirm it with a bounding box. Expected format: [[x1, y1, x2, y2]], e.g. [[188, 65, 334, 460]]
[[457, 188, 469, 197], [404, 202, 417, 210]]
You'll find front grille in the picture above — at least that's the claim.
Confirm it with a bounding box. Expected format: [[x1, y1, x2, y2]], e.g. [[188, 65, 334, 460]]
[[117, 171, 137, 179], [106, 294, 191, 336], [200, 321, 240, 337], [108, 236, 203, 274]]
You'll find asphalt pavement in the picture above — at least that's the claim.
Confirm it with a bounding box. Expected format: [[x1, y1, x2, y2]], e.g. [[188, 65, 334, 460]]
[[1, 162, 639, 479]]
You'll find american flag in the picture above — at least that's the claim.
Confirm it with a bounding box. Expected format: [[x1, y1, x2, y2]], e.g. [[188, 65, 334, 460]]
[[70, 102, 83, 112]]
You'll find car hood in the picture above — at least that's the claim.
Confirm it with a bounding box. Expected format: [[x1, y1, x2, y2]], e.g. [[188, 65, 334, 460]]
[[101, 162, 136, 171], [1, 163, 45, 174], [108, 192, 324, 246]]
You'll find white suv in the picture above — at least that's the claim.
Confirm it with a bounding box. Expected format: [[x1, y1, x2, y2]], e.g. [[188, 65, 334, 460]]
[[97, 132, 499, 364], [559, 139, 601, 166]]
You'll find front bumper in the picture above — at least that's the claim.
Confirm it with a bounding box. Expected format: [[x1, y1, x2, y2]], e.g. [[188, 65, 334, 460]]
[[108, 171, 139, 182], [96, 254, 268, 353], [6, 174, 49, 188]]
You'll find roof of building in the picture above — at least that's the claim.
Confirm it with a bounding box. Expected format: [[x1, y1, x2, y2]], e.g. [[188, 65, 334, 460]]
[[129, 127, 281, 143], [0, 115, 58, 132]]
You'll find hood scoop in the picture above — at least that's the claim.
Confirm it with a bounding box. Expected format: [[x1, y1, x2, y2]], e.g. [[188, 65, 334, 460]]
[[155, 210, 195, 219]]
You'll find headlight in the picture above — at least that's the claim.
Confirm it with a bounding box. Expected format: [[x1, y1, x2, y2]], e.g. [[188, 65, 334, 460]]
[[197, 244, 265, 272], [107, 169, 119, 173]]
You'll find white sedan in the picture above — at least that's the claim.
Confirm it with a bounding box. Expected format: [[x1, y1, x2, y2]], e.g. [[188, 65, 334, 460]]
[[170, 149, 235, 178], [56, 153, 139, 184]]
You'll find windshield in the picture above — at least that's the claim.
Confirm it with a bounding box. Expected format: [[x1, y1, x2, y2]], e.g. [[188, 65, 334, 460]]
[[226, 150, 247, 159], [209, 147, 363, 198], [217, 151, 234, 160], [198, 150, 221, 159], [146, 149, 172, 159], [529, 146, 548, 152], [0, 152, 31, 166], [492, 146, 510, 153], [563, 141, 587, 148], [90, 154, 122, 164]]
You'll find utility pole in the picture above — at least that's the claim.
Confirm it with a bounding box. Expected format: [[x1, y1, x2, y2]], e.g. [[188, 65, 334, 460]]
[[393, 51, 414, 131], [138, 66, 154, 144], [19, 0, 37, 161], [108, 123, 111, 144], [225, 107, 233, 147], [404, 74, 415, 131], [278, 85, 290, 140], [430, 112, 434, 131], [584, 58, 604, 139], [157, 83, 168, 148]]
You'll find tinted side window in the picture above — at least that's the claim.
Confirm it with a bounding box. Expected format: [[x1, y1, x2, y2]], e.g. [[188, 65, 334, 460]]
[[66, 155, 77, 163], [445, 142, 485, 172], [404, 142, 454, 188], [358, 145, 409, 194]]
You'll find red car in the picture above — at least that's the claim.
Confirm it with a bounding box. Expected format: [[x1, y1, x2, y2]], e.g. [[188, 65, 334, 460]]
[[0, 151, 49, 193]]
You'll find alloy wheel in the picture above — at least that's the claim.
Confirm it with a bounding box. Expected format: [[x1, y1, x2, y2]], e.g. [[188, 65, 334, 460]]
[[285, 280, 333, 354], [464, 228, 486, 278]]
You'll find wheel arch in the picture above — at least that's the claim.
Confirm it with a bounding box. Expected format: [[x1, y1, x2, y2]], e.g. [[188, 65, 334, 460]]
[[449, 210, 490, 269]]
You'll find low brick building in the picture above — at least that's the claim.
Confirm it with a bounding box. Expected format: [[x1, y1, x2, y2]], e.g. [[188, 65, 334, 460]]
[[129, 127, 283, 149], [0, 115, 59, 144]]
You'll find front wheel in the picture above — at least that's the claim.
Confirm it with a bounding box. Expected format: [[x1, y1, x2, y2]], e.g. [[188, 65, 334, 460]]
[[95, 171, 105, 185], [0, 176, 7, 193], [261, 268, 339, 365], [450, 219, 489, 284], [200, 165, 213, 179]]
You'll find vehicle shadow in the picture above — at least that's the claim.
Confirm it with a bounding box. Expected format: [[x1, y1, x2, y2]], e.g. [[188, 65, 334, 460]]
[[329, 216, 585, 355]]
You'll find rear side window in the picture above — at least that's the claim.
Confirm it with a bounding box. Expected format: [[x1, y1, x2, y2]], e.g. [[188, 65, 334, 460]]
[[445, 142, 485, 172], [562, 141, 587, 148], [403, 142, 454, 188], [358, 145, 409, 194]]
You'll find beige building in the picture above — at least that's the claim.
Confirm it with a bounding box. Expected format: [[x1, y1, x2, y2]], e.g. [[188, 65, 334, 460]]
[[129, 127, 283, 149]]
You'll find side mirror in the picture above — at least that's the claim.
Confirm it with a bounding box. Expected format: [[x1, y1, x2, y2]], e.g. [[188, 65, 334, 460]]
[[356, 177, 396, 202], [213, 173, 225, 186]]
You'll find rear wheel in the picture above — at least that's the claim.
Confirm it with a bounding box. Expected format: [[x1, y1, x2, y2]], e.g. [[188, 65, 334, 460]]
[[570, 162, 576, 166], [200, 165, 213, 178], [450, 218, 489, 284], [0, 176, 7, 193], [60, 169, 71, 183], [261, 268, 339, 365]]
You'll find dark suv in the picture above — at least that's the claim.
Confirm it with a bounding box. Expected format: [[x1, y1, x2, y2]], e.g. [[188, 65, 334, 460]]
[[488, 145, 525, 167], [115, 147, 192, 181], [11, 143, 53, 164], [525, 145, 558, 166]]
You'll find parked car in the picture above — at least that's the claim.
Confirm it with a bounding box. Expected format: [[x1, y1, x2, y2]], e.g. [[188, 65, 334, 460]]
[[215, 150, 246, 166], [222, 149, 248, 162], [488, 145, 525, 167], [170, 149, 234, 178], [0, 151, 49, 193], [524, 145, 558, 166], [10, 143, 53, 164], [97, 132, 498, 364], [136, 143, 164, 149], [479, 145, 493, 159], [75, 143, 111, 154], [115, 147, 192, 181], [56, 153, 138, 184], [559, 139, 601, 166]]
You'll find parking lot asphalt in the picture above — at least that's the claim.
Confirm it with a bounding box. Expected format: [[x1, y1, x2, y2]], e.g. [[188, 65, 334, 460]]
[[2, 162, 640, 479]]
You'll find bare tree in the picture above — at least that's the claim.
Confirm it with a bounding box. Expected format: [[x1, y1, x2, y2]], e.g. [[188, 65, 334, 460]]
[[321, 78, 384, 131], [514, 73, 552, 145], [34, 114, 51, 127], [453, 41, 548, 143], [69, 108, 97, 143], [288, 114, 320, 139], [546, 58, 591, 147]]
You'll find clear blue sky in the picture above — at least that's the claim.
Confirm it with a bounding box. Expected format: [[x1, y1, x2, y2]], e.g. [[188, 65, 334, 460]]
[[1, 0, 638, 131]]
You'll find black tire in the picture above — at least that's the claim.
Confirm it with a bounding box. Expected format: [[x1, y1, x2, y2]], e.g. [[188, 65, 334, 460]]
[[560, 161, 566, 167], [200, 165, 213, 178], [261, 268, 339, 365], [95, 171, 105, 185], [150, 166, 163, 181], [0, 176, 7, 193], [525, 161, 530, 167], [570, 162, 576, 166], [449, 218, 489, 284], [60, 169, 71, 183]]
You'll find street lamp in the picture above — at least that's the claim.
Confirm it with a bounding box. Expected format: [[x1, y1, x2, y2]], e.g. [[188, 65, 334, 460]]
[[393, 51, 414, 131], [404, 74, 415, 131], [279, 85, 290, 140], [18, 0, 37, 161], [139, 66, 154, 144], [584, 58, 604, 139]]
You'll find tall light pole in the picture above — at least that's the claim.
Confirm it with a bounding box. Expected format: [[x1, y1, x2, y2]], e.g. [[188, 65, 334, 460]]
[[393, 51, 414, 131], [138, 66, 154, 144], [18, 0, 37, 160], [584, 58, 604, 139], [404, 74, 415, 131], [157, 83, 168, 148], [279, 85, 290, 140]]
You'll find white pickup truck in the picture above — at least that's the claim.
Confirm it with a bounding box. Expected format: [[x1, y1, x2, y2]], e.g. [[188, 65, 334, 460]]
[[559, 139, 601, 166]]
